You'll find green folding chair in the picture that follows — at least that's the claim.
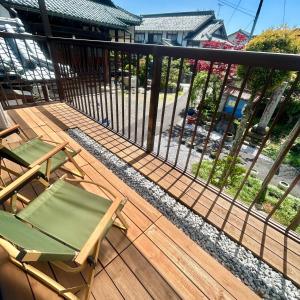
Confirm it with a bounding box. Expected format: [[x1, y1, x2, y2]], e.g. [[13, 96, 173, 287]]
[[0, 165, 128, 300], [0, 124, 85, 184]]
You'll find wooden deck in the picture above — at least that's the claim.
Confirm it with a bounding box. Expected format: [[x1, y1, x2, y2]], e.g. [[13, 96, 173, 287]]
[[0, 102, 294, 300]]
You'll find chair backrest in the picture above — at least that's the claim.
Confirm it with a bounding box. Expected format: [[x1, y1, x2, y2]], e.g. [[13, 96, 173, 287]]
[[0, 144, 29, 167]]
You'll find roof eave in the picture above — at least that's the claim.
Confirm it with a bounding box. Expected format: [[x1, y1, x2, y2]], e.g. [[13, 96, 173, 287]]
[[2, 2, 128, 30]]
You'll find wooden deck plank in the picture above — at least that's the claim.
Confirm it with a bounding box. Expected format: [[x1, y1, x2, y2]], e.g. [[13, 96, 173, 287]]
[[155, 216, 260, 300], [91, 270, 123, 300], [145, 224, 235, 300], [121, 244, 180, 300], [105, 256, 152, 300], [134, 234, 208, 300]]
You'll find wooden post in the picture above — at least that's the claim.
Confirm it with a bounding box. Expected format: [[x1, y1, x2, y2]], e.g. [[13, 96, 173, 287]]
[[37, 0, 65, 102], [115, 29, 119, 42], [146, 54, 162, 153], [254, 82, 288, 135], [38, 0, 52, 37], [41, 84, 50, 102], [103, 49, 110, 84]]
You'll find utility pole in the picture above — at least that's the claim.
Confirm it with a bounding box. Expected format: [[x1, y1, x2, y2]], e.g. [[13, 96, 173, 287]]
[[249, 0, 264, 39]]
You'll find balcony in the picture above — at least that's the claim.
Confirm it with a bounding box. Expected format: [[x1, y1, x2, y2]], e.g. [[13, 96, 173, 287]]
[[0, 32, 299, 299]]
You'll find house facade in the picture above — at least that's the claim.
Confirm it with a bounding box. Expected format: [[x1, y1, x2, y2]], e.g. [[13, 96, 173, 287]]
[[134, 11, 228, 47], [1, 0, 141, 40]]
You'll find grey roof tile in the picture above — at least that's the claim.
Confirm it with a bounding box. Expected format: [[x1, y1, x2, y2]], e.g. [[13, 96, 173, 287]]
[[191, 20, 224, 41], [135, 11, 213, 32], [3, 0, 141, 29]]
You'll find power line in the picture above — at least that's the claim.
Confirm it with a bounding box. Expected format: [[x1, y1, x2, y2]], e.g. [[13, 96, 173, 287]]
[[227, 0, 242, 25], [283, 0, 287, 24], [218, 0, 255, 18]]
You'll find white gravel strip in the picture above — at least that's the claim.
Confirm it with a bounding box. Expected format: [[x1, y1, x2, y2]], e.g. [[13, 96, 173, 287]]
[[68, 128, 300, 300]]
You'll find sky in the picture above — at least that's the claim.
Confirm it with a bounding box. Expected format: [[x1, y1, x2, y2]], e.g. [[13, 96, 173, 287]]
[[114, 0, 300, 35]]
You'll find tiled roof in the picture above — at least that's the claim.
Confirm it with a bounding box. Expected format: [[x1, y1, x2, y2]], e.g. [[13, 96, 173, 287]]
[[135, 11, 214, 32], [2, 0, 141, 29], [228, 29, 251, 38], [0, 17, 56, 80], [190, 20, 225, 41]]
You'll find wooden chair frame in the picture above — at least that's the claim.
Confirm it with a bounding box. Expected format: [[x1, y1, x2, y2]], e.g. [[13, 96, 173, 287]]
[[0, 124, 85, 182], [0, 166, 128, 300]]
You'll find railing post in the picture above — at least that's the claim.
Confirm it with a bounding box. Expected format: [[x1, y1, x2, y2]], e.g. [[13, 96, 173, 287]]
[[38, 0, 65, 102], [146, 53, 162, 153], [47, 39, 65, 102]]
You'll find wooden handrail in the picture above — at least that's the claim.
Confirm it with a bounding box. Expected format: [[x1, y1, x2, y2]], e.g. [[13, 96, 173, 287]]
[[0, 124, 20, 139], [0, 165, 40, 201], [75, 196, 123, 265]]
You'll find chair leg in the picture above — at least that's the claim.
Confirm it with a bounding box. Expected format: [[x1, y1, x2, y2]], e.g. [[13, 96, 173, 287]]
[[114, 210, 129, 231], [10, 258, 79, 300], [84, 240, 101, 300], [64, 150, 85, 178], [60, 166, 85, 179]]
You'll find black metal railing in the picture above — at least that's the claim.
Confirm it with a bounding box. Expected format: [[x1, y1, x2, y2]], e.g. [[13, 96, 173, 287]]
[[1, 32, 300, 236]]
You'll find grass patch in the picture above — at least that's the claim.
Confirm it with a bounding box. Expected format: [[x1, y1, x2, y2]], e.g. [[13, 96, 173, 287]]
[[192, 159, 300, 233], [263, 141, 300, 168]]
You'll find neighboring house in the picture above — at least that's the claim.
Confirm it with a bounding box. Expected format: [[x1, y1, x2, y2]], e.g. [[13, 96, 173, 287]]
[[227, 29, 250, 46], [1, 0, 141, 40], [134, 11, 228, 47]]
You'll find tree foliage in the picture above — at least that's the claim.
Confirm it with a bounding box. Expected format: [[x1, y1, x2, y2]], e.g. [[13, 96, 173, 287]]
[[190, 72, 221, 117], [238, 28, 300, 93]]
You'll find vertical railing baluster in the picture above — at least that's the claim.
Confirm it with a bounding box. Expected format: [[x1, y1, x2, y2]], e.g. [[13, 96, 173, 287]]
[[165, 58, 184, 161], [135, 54, 140, 144], [141, 54, 149, 148], [183, 61, 214, 171], [157, 56, 171, 155], [114, 50, 119, 132], [121, 52, 125, 135], [108, 49, 114, 130], [102, 49, 109, 126], [146, 53, 163, 153], [128, 53, 132, 139]]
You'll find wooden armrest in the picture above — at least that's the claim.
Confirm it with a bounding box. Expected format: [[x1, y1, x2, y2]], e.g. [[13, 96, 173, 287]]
[[0, 238, 20, 259], [0, 165, 41, 202], [39, 138, 81, 154], [29, 141, 69, 168], [63, 178, 118, 199], [75, 196, 123, 265], [0, 124, 21, 139]]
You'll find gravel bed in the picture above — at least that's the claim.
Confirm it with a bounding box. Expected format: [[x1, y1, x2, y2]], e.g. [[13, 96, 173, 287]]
[[68, 128, 300, 300]]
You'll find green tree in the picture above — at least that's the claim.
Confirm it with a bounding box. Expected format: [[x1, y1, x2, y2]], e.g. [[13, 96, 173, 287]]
[[190, 71, 221, 118], [224, 28, 300, 203]]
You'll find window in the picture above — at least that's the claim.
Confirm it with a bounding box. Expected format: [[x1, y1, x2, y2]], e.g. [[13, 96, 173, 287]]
[[135, 33, 145, 43], [166, 33, 177, 42], [152, 33, 162, 43]]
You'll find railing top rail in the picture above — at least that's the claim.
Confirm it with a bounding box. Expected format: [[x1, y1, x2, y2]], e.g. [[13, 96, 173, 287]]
[[50, 36, 300, 71], [0, 32, 299, 71]]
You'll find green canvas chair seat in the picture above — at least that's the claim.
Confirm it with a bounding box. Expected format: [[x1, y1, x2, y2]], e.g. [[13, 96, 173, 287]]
[[17, 179, 114, 251], [0, 138, 75, 178], [0, 179, 116, 263], [0, 210, 76, 262]]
